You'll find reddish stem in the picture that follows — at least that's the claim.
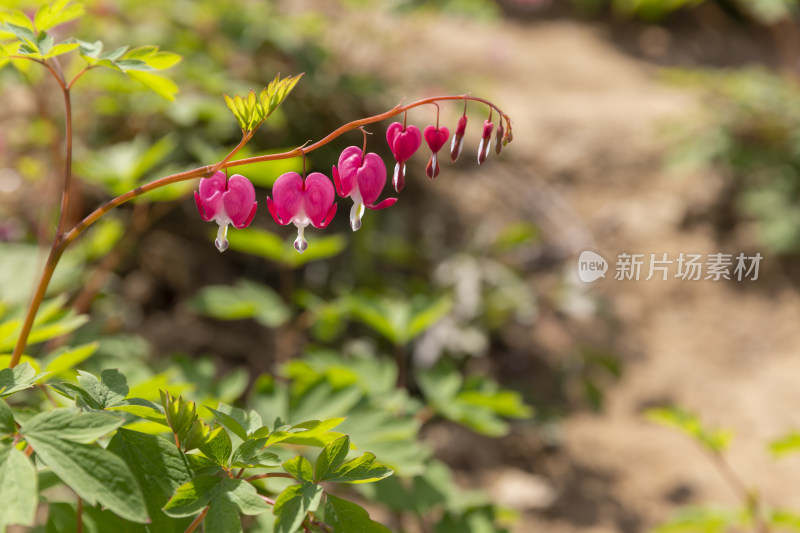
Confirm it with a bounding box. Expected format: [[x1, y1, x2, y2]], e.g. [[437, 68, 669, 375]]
[[7, 95, 508, 368], [183, 507, 209, 533], [245, 472, 295, 482]]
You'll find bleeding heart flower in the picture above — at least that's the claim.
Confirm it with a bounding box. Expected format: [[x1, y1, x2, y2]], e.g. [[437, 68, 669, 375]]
[[423, 125, 450, 179], [495, 122, 504, 156], [332, 146, 397, 231], [477, 119, 493, 165], [194, 171, 257, 252], [450, 114, 468, 162], [386, 122, 421, 192], [266, 171, 337, 253]]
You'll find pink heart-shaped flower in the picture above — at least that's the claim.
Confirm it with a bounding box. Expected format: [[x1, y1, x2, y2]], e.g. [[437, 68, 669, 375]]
[[332, 146, 397, 231], [267, 171, 336, 228], [194, 171, 257, 252], [424, 126, 450, 154], [386, 122, 421, 163]]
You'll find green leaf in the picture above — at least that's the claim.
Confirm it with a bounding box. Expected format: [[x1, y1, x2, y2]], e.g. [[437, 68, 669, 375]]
[[188, 280, 290, 328], [44, 342, 98, 376], [199, 425, 233, 467], [77, 369, 128, 408], [0, 447, 37, 528], [769, 432, 800, 457], [162, 475, 221, 518], [227, 227, 346, 268], [34, 0, 84, 32], [319, 452, 392, 484], [206, 499, 242, 533], [0, 398, 14, 434], [206, 406, 248, 441], [653, 507, 741, 533], [267, 418, 346, 448], [99, 45, 129, 61], [273, 483, 323, 533], [4, 22, 37, 47], [44, 41, 80, 59], [77, 39, 103, 59], [646, 406, 733, 453], [223, 478, 270, 515], [314, 435, 350, 483], [283, 455, 314, 483], [25, 435, 148, 523], [126, 71, 179, 100], [0, 362, 49, 397], [163, 476, 269, 518], [113, 58, 154, 72], [408, 297, 454, 340], [122, 45, 181, 69], [107, 428, 193, 531], [21, 409, 124, 443], [325, 494, 391, 533], [231, 438, 280, 469]]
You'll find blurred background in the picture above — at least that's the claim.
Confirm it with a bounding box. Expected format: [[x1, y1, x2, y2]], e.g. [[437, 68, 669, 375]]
[[5, 0, 800, 531]]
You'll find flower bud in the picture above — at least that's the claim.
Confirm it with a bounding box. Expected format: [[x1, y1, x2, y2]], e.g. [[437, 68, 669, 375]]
[[495, 122, 504, 155], [450, 114, 467, 162], [477, 119, 493, 165]]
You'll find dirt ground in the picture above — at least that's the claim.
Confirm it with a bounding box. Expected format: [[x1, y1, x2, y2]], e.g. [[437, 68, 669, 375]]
[[319, 5, 800, 532]]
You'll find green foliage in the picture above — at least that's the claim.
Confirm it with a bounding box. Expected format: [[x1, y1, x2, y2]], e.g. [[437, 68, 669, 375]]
[[346, 292, 453, 345], [188, 280, 290, 327], [418, 364, 532, 437], [645, 406, 732, 453], [0, 447, 38, 529], [224, 73, 304, 133], [664, 67, 800, 254], [227, 227, 347, 268]]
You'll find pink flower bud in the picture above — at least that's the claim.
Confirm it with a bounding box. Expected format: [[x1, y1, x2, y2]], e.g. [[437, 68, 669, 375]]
[[332, 146, 397, 231], [194, 171, 257, 252], [386, 122, 422, 192], [423, 125, 450, 180], [266, 171, 337, 253], [450, 114, 468, 162], [495, 122, 504, 155], [477, 119, 493, 165]]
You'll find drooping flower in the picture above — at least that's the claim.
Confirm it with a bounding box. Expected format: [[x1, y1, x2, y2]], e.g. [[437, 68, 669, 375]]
[[423, 125, 450, 179], [194, 171, 257, 252], [266, 171, 337, 253], [495, 121, 504, 156], [450, 114, 468, 162], [477, 119, 493, 165], [332, 146, 397, 231], [386, 122, 421, 192]]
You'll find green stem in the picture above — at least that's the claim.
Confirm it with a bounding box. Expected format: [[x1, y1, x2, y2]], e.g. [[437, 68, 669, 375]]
[[8, 95, 508, 368]]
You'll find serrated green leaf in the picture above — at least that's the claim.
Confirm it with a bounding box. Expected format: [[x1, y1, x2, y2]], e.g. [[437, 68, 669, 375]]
[[0, 398, 14, 434], [98, 45, 129, 61], [4, 22, 37, 46], [25, 434, 148, 523], [34, 0, 84, 32], [0, 362, 49, 398], [267, 418, 345, 448], [273, 483, 323, 533], [114, 58, 154, 72], [21, 409, 124, 443], [77, 369, 128, 408], [44, 342, 98, 376], [107, 428, 193, 532], [162, 475, 221, 517], [320, 452, 392, 484], [199, 425, 232, 467], [205, 406, 248, 441], [124, 46, 181, 70], [283, 455, 314, 483], [326, 494, 391, 533], [108, 397, 167, 425], [44, 41, 78, 59], [314, 435, 350, 483], [77, 39, 102, 59], [223, 478, 270, 515], [206, 499, 242, 533], [0, 447, 37, 528], [231, 438, 280, 469], [36, 33, 54, 56], [126, 71, 178, 100], [163, 476, 269, 518]]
